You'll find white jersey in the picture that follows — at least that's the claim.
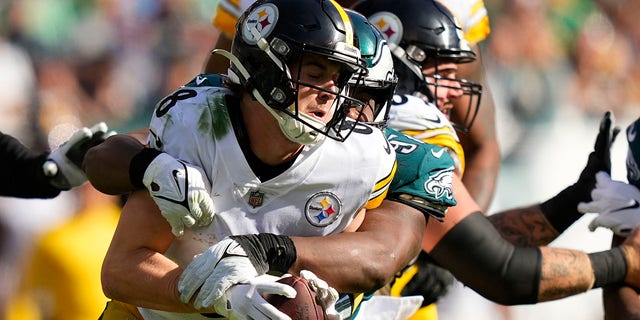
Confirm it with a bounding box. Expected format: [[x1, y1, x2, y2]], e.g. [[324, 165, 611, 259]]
[[438, 0, 490, 45], [387, 93, 465, 175], [138, 74, 396, 320]]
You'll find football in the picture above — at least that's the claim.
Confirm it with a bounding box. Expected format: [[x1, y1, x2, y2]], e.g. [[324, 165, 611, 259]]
[[264, 275, 325, 320]]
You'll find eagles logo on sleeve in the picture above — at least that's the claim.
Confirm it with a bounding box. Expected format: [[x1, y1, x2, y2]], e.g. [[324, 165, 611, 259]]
[[384, 127, 457, 221]]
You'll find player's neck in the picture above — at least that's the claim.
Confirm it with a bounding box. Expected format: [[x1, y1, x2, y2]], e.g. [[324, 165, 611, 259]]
[[241, 97, 303, 166]]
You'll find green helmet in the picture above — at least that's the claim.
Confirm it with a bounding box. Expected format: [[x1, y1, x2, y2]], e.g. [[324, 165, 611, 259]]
[[347, 9, 397, 128]]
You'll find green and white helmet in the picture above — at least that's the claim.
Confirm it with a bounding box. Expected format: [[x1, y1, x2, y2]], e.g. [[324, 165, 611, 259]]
[[346, 9, 397, 128]]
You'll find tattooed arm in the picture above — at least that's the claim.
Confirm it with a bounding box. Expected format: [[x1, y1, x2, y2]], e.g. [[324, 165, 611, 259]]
[[488, 205, 560, 247], [421, 173, 640, 304]]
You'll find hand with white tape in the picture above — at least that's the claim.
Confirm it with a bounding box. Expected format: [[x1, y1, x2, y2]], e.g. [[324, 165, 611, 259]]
[[299, 270, 341, 320], [213, 274, 296, 320]]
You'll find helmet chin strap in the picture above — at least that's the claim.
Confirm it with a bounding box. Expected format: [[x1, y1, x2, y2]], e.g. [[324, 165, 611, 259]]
[[212, 49, 325, 145]]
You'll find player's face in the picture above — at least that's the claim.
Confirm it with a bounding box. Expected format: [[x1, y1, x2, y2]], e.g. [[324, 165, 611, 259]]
[[347, 86, 376, 123], [290, 54, 345, 125], [422, 61, 463, 117]]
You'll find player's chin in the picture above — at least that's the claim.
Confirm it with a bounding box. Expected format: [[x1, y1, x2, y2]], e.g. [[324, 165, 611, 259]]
[[439, 105, 453, 119]]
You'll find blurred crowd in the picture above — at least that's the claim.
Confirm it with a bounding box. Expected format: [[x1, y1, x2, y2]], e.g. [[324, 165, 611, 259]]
[[0, 0, 218, 150], [0, 0, 639, 319], [0, 1, 217, 319], [484, 0, 640, 161]]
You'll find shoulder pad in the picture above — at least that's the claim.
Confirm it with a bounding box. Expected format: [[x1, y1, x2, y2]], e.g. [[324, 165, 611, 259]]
[[385, 128, 457, 220], [184, 74, 228, 88]]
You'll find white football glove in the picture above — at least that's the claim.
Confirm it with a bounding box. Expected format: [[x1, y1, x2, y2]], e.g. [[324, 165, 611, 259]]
[[44, 122, 116, 190], [578, 171, 640, 236], [299, 270, 341, 320], [179, 238, 260, 308], [213, 274, 296, 320], [142, 153, 214, 236]]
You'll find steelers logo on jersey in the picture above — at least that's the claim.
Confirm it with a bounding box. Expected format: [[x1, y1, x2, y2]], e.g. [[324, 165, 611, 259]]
[[305, 192, 343, 227], [242, 3, 279, 45], [367, 12, 403, 46]]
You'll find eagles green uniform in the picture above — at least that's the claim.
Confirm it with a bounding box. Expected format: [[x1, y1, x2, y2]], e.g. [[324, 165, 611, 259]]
[[338, 127, 457, 319], [385, 127, 457, 220]]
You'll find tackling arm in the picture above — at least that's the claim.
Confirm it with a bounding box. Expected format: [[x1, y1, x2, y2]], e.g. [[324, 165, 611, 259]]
[[290, 200, 425, 293], [425, 174, 639, 305], [83, 134, 145, 195], [487, 110, 620, 246]]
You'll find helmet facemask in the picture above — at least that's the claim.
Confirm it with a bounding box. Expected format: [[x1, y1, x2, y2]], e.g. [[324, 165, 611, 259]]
[[230, 0, 368, 145], [280, 43, 369, 143], [391, 42, 482, 133], [356, 0, 483, 133], [421, 54, 482, 133]]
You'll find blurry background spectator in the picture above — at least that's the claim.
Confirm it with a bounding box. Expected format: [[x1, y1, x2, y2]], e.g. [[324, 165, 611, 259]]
[[5, 185, 122, 320], [0, 1, 217, 318]]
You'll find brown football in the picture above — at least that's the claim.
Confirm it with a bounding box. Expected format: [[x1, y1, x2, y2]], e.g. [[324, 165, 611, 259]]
[[264, 275, 325, 320]]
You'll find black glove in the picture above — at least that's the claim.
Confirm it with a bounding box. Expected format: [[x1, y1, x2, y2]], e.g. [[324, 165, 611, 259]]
[[396, 251, 454, 307], [541, 111, 620, 232]]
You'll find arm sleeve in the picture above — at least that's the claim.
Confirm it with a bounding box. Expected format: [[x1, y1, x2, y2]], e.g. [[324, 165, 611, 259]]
[[385, 127, 457, 221], [0, 132, 60, 198], [429, 211, 541, 305]]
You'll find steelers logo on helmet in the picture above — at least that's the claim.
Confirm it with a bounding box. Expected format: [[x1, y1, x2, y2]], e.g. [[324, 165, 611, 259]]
[[368, 12, 403, 47], [241, 3, 279, 45], [305, 192, 343, 227]]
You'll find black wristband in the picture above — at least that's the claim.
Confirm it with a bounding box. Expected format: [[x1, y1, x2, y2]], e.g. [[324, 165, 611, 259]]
[[231, 233, 297, 275], [539, 186, 584, 233], [589, 247, 627, 289], [129, 148, 162, 189]]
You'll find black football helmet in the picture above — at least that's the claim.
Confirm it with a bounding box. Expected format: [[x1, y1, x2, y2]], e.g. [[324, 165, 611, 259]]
[[353, 0, 482, 133], [226, 0, 367, 144], [346, 9, 397, 128]]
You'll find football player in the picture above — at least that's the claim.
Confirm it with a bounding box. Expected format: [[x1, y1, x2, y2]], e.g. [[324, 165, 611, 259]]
[[206, 1, 495, 317], [208, 0, 499, 213], [353, 1, 640, 319], [93, 1, 425, 319], [578, 116, 640, 319], [352, 0, 482, 316], [439, 0, 498, 212], [85, 7, 460, 319]]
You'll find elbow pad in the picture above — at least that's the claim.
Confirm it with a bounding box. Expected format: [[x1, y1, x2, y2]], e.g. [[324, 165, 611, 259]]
[[429, 212, 541, 305]]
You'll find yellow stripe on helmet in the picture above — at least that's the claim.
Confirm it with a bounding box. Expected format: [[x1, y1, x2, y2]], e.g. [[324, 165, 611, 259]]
[[328, 0, 353, 45]]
